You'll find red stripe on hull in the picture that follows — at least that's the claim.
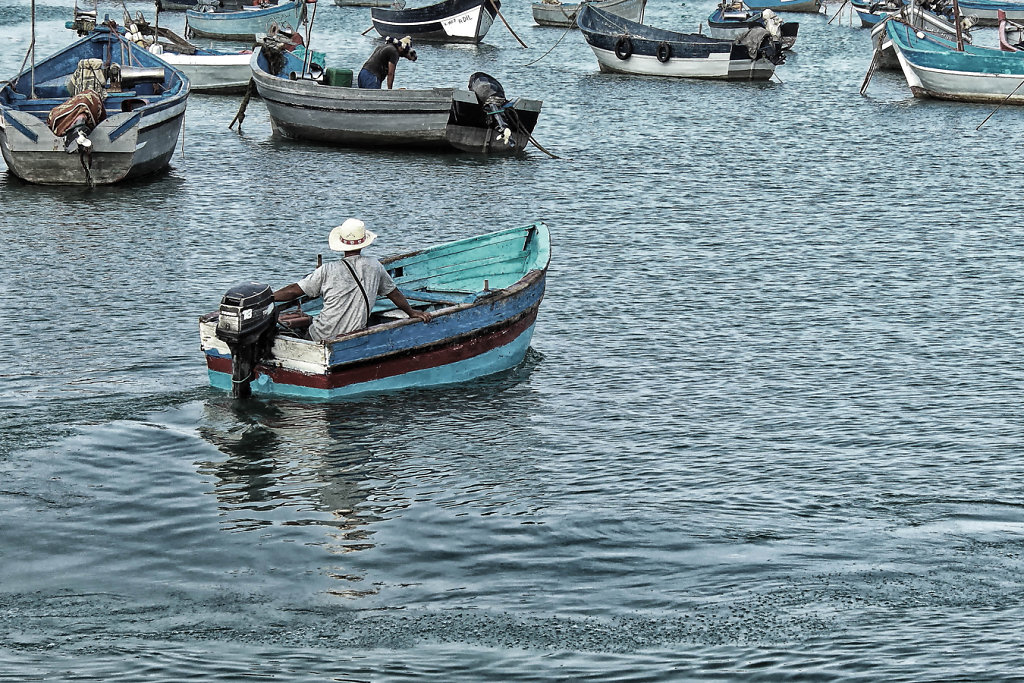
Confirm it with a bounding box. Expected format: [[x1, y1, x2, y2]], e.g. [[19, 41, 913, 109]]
[[208, 305, 538, 390]]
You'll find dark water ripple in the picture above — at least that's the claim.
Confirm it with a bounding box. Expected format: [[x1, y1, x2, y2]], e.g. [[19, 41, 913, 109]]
[[4, 0, 1024, 679]]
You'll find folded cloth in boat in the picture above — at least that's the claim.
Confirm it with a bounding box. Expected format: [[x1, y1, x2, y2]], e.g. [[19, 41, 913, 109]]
[[736, 26, 771, 57], [68, 58, 106, 96], [46, 90, 107, 137]]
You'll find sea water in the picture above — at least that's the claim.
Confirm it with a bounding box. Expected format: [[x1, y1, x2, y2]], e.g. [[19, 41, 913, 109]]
[[2, 1, 1024, 679]]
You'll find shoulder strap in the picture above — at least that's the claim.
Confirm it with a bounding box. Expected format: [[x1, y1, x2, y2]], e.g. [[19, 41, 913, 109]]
[[341, 258, 372, 321]]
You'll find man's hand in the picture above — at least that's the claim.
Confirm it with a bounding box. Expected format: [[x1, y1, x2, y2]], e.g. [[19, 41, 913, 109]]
[[409, 310, 432, 323]]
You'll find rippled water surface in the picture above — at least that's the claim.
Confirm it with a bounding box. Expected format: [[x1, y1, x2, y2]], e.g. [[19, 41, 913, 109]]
[[3, 0, 1024, 680]]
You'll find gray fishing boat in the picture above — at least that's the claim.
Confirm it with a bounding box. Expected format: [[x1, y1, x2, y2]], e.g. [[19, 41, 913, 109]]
[[249, 43, 542, 153], [532, 0, 646, 28], [0, 26, 189, 185]]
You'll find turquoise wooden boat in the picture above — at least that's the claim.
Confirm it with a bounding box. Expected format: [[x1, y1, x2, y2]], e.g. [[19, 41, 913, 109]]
[[887, 17, 1024, 103], [199, 222, 551, 399], [185, 1, 305, 41]]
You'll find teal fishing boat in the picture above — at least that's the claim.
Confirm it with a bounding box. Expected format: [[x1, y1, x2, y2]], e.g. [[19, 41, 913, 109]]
[[200, 223, 551, 399]]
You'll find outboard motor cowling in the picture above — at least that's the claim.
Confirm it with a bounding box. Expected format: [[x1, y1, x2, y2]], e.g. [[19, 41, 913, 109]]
[[215, 282, 277, 398], [468, 72, 515, 148]]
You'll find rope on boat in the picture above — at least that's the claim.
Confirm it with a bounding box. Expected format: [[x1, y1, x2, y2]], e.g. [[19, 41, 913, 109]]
[[3, 41, 36, 92], [230, 78, 256, 132], [524, 14, 577, 67], [977, 78, 1024, 130], [488, 0, 529, 48], [526, 132, 559, 159], [827, 0, 849, 25]]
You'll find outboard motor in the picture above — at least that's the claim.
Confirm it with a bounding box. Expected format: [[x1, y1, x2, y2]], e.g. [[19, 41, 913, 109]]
[[215, 282, 277, 398], [468, 72, 515, 148]]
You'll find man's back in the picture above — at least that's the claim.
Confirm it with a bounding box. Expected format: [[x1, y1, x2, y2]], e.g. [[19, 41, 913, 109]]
[[297, 255, 396, 341]]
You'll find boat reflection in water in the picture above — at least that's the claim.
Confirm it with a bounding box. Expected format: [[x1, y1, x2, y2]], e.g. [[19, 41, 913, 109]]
[[195, 358, 541, 596]]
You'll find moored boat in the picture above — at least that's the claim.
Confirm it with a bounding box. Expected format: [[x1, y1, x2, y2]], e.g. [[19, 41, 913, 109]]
[[576, 4, 785, 80], [335, 0, 406, 6], [868, 4, 964, 70], [887, 15, 1024, 103], [96, 11, 254, 94], [185, 0, 305, 41], [745, 0, 821, 13], [531, 0, 646, 28], [851, 0, 903, 26], [371, 0, 498, 44], [707, 1, 799, 50], [249, 42, 541, 152], [998, 8, 1024, 48], [954, 0, 1024, 25], [0, 26, 189, 185], [199, 222, 551, 399]]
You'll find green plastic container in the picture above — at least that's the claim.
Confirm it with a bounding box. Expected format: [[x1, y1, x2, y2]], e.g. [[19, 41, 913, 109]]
[[325, 68, 353, 88]]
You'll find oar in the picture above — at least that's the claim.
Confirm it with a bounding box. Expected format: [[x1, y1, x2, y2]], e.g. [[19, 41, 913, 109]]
[[827, 0, 849, 25], [860, 46, 881, 94], [488, 0, 528, 48], [977, 78, 1024, 129], [230, 78, 255, 132], [361, 25, 374, 36]]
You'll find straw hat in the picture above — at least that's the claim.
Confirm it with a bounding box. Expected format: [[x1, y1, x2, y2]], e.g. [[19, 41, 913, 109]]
[[398, 36, 412, 51], [329, 218, 377, 251]]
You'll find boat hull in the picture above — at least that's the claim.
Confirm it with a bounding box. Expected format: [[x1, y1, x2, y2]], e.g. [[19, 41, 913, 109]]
[[186, 2, 305, 40], [531, 0, 646, 28], [251, 47, 541, 153], [588, 46, 775, 79], [371, 0, 498, 44], [199, 223, 550, 399], [889, 20, 1024, 103], [577, 6, 778, 81], [159, 52, 252, 93]]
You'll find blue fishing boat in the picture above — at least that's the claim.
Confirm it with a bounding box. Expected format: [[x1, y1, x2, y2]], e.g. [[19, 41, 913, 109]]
[[185, 0, 305, 41], [887, 16, 1024, 102], [0, 26, 189, 186], [851, 0, 901, 26], [707, 1, 799, 49], [576, 4, 785, 80], [199, 222, 551, 399], [745, 0, 821, 13]]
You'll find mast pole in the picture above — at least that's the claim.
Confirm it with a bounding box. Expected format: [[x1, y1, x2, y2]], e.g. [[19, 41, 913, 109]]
[[30, 0, 36, 98], [952, 0, 964, 51]]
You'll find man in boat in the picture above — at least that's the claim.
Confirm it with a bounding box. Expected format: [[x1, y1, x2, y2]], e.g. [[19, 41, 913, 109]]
[[357, 35, 417, 89], [273, 219, 431, 341]]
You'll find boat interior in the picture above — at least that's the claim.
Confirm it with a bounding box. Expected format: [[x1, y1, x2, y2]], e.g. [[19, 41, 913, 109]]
[[0, 31, 179, 118], [276, 223, 549, 337]]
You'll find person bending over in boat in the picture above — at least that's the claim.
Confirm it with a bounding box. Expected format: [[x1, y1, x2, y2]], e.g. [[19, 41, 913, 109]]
[[357, 36, 417, 89], [273, 219, 431, 341]]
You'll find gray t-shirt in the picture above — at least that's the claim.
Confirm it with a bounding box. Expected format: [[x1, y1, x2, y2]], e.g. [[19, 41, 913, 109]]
[[297, 255, 397, 342]]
